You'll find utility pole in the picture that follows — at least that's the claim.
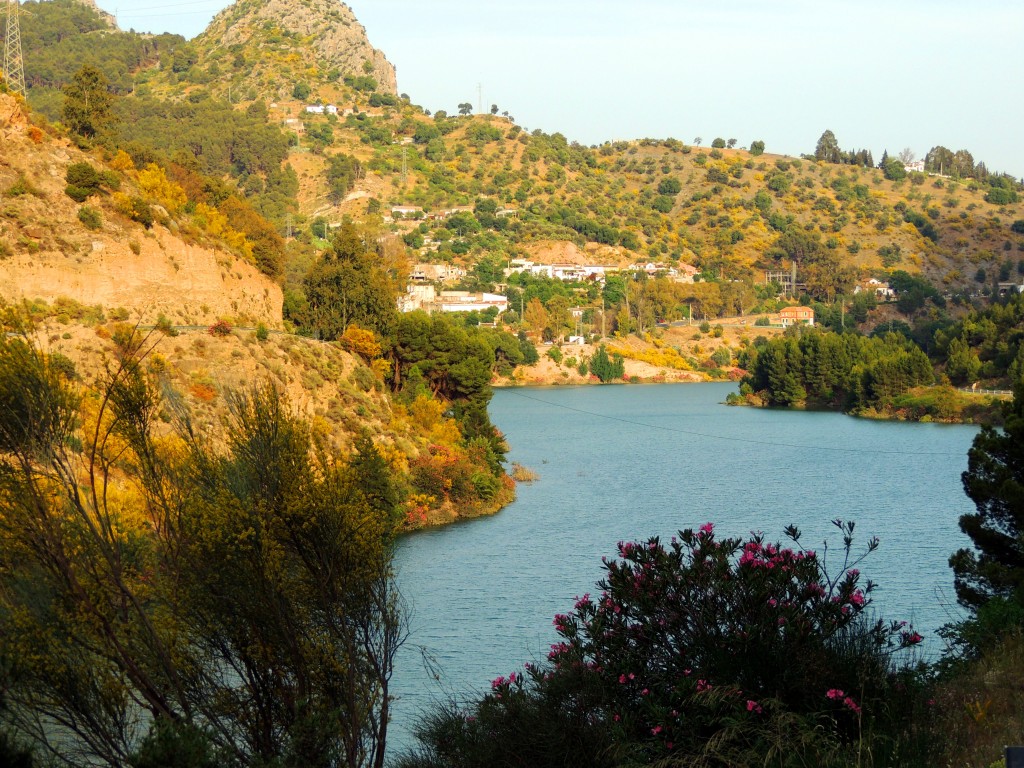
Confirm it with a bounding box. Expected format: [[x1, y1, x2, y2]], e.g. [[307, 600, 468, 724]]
[[401, 145, 407, 183], [477, 82, 482, 115], [3, 0, 26, 97]]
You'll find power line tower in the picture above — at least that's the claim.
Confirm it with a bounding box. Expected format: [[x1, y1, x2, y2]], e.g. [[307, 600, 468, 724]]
[[3, 0, 26, 97]]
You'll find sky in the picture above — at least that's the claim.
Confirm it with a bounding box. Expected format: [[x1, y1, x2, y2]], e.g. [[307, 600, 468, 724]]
[[93, 0, 1024, 179]]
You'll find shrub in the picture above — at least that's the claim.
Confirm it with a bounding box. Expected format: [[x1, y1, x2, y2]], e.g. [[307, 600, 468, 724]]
[[155, 314, 179, 337], [351, 365, 375, 392], [65, 185, 92, 203], [66, 162, 100, 192], [77, 205, 102, 230], [208, 320, 232, 337], [5, 174, 40, 197], [255, 322, 269, 342], [400, 522, 923, 768]]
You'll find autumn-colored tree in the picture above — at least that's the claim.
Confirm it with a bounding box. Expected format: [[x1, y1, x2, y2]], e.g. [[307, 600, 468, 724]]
[[522, 297, 549, 336], [341, 324, 383, 361]]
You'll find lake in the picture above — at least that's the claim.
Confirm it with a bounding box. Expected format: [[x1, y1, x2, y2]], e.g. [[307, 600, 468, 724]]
[[388, 383, 980, 755]]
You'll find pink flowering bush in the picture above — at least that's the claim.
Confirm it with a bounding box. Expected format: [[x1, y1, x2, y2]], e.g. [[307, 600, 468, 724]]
[[397, 521, 924, 768]]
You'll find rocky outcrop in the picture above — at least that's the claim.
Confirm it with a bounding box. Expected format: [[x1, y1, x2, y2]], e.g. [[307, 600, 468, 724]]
[[0, 92, 29, 140], [201, 0, 397, 94], [71, 0, 119, 30]]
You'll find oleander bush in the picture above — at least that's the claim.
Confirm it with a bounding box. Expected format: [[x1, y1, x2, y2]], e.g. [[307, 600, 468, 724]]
[[397, 521, 925, 768]]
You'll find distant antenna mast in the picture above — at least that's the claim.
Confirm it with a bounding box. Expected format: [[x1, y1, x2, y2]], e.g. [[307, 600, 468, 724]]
[[477, 82, 482, 115], [3, 0, 26, 97]]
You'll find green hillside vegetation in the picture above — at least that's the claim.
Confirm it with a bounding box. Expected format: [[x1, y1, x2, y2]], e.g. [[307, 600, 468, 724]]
[[736, 292, 1024, 422]]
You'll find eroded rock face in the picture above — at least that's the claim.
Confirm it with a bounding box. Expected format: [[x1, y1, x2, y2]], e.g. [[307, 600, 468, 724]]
[[0, 235, 283, 327], [0, 93, 29, 139], [203, 0, 397, 94]]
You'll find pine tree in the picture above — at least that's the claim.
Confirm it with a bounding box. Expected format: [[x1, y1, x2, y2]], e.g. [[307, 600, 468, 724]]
[[61, 65, 114, 139], [950, 378, 1024, 609]]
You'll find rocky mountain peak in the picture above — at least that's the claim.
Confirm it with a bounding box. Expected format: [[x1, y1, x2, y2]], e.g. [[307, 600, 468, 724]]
[[200, 0, 397, 95]]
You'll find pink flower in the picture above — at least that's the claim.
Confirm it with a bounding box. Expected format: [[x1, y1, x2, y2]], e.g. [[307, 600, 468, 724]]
[[651, 725, 663, 735], [613, 713, 621, 722], [641, 688, 649, 696], [746, 699, 763, 714], [699, 522, 714, 534], [696, 679, 710, 692], [843, 696, 862, 715], [901, 630, 923, 645], [849, 590, 865, 607], [826, 688, 845, 700], [618, 674, 627, 684]]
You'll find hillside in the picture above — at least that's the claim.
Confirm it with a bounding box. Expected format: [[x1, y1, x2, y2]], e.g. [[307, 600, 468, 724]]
[[0, 92, 282, 326], [15, 0, 1024, 311]]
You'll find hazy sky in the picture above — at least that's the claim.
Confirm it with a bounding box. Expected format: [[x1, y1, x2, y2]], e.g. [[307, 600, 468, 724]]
[[95, 0, 1024, 178]]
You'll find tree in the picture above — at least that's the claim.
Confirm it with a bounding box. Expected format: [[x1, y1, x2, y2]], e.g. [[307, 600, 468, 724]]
[[693, 136, 702, 146], [814, 129, 842, 164], [897, 147, 916, 165], [457, 102, 473, 116], [925, 145, 954, 175], [588, 344, 625, 382], [523, 297, 549, 335], [0, 333, 404, 767], [952, 149, 975, 178], [326, 154, 363, 203], [62, 65, 114, 139], [490, 104, 498, 115], [750, 139, 765, 156], [711, 137, 726, 148], [727, 138, 737, 149], [303, 221, 399, 339], [882, 156, 907, 182], [656, 177, 681, 195], [951, 379, 1024, 610]]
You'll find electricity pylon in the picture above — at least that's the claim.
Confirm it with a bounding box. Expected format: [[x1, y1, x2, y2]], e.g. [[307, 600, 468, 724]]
[[3, 0, 26, 97]]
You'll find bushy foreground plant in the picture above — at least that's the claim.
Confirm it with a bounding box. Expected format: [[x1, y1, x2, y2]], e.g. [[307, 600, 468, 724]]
[[0, 330, 404, 767], [398, 521, 923, 768]]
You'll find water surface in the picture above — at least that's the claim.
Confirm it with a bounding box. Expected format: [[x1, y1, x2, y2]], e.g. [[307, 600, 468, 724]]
[[390, 383, 978, 752]]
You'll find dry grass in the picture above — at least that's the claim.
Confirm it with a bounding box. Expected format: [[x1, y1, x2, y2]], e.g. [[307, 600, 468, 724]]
[[928, 632, 1024, 768]]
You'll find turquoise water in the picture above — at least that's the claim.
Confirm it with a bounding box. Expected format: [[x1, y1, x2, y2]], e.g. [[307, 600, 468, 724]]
[[388, 383, 979, 754]]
